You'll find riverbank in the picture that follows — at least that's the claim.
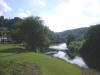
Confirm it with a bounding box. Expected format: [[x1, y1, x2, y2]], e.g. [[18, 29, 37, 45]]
[[47, 43, 100, 75], [0, 44, 82, 75], [45, 53, 100, 75]]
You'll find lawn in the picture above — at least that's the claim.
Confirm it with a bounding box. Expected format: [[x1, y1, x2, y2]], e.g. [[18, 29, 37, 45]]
[[0, 44, 82, 75]]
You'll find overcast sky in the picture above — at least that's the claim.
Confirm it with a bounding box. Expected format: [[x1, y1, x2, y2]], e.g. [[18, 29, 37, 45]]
[[0, 0, 100, 32]]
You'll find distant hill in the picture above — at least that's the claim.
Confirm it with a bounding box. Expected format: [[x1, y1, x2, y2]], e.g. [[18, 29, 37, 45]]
[[57, 27, 89, 40]]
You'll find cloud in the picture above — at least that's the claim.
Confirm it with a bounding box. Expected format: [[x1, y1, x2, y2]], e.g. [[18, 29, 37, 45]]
[[38, 0, 46, 6], [26, 10, 32, 15], [18, 10, 32, 18], [41, 0, 100, 32], [18, 8, 24, 11], [17, 8, 32, 18], [0, 12, 3, 16], [0, 0, 12, 15], [31, 0, 46, 6]]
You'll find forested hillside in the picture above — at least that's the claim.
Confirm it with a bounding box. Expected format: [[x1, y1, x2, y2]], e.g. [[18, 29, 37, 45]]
[[58, 27, 88, 40]]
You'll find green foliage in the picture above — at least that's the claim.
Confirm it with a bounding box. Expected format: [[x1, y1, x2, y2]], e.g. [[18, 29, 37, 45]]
[[0, 16, 22, 44], [0, 16, 4, 27], [0, 16, 64, 44], [66, 33, 76, 45], [47, 30, 63, 43], [12, 16, 50, 52], [67, 41, 83, 58], [68, 41, 83, 52], [0, 16, 22, 29], [80, 24, 100, 71]]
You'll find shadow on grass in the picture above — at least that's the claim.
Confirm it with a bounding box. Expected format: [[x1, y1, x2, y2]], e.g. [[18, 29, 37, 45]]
[[0, 47, 35, 54], [0, 47, 34, 57], [0, 48, 24, 53]]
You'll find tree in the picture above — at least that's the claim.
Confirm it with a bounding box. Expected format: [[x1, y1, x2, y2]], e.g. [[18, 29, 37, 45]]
[[12, 16, 50, 52], [0, 16, 4, 27], [80, 24, 100, 71], [67, 41, 83, 58], [4, 17, 22, 30], [66, 33, 76, 45], [47, 30, 62, 43], [68, 41, 83, 52]]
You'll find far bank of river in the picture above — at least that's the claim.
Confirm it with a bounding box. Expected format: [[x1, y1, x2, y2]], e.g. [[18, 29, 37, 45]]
[[45, 43, 88, 68]]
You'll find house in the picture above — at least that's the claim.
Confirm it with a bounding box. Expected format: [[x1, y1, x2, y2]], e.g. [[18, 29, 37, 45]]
[[0, 27, 11, 44]]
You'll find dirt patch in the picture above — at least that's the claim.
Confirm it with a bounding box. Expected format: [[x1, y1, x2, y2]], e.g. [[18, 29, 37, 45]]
[[82, 69, 100, 75], [25, 65, 41, 75], [15, 62, 41, 75], [0, 61, 41, 75]]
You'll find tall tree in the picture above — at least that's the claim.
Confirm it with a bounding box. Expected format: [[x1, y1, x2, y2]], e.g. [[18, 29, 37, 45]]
[[12, 16, 50, 52], [80, 24, 100, 71], [0, 16, 4, 27]]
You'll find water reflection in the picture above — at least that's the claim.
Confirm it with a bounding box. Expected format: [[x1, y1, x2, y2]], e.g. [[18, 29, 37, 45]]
[[49, 43, 67, 50], [46, 43, 88, 68]]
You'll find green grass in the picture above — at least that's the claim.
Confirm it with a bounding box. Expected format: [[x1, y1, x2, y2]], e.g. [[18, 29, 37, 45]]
[[0, 44, 82, 75]]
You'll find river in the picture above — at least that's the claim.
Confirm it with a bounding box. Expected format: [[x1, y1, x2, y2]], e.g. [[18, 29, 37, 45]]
[[45, 43, 88, 68]]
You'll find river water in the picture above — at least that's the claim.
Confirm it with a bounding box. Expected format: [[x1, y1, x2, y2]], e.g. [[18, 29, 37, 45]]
[[45, 43, 88, 68]]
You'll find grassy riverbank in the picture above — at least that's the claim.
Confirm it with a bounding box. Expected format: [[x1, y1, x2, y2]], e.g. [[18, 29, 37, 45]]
[[0, 44, 82, 75]]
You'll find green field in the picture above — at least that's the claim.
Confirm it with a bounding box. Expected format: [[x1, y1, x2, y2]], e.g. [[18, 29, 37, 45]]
[[0, 44, 82, 75]]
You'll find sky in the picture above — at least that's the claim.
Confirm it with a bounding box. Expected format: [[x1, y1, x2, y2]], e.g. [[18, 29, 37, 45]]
[[0, 0, 100, 32]]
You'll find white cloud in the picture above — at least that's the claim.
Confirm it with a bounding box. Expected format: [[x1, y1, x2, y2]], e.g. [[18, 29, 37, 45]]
[[17, 8, 32, 18], [31, 0, 46, 6], [38, 0, 46, 6], [18, 8, 24, 11], [19, 13, 29, 18], [26, 10, 32, 15], [41, 0, 100, 32], [0, 12, 3, 16], [18, 10, 32, 18], [0, 0, 12, 15]]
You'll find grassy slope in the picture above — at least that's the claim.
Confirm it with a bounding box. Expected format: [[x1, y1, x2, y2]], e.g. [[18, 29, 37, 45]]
[[0, 44, 82, 75]]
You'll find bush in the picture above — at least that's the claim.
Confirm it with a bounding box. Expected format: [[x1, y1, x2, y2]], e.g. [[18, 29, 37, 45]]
[[66, 33, 76, 46]]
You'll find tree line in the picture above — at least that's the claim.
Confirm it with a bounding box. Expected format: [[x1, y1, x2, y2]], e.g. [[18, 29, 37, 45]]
[[0, 16, 62, 52]]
